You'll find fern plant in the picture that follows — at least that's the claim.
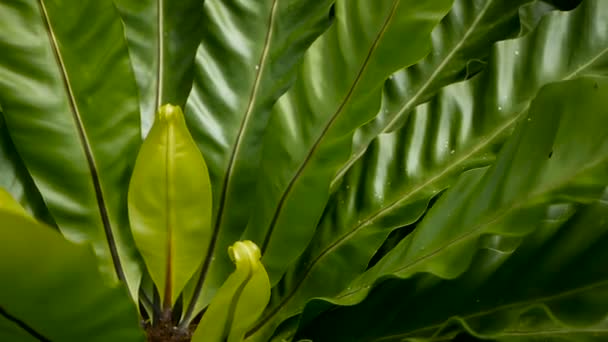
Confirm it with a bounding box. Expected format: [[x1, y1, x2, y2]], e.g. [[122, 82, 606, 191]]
[[0, 0, 607, 341]]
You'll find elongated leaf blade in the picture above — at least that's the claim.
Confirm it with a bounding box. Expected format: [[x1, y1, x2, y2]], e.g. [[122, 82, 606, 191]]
[[129, 104, 213, 309], [333, 76, 608, 310], [299, 195, 608, 341], [248, 1, 608, 337], [0, 115, 52, 225], [243, 0, 454, 293], [336, 0, 538, 185], [0, 210, 145, 342], [182, 0, 334, 322], [0, 0, 143, 298], [114, 0, 205, 135], [192, 241, 270, 342]]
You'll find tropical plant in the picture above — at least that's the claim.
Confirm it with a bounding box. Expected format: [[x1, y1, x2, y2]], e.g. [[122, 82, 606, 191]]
[[0, 0, 606, 341]]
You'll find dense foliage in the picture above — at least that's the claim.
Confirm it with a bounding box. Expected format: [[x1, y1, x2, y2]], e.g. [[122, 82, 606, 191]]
[[0, 0, 606, 341]]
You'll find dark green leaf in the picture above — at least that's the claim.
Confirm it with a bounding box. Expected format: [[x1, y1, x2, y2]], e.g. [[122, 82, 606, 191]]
[[334, 76, 608, 309], [243, 0, 454, 295], [243, 0, 455, 339], [334, 0, 537, 186], [0, 115, 51, 224], [0, 0, 143, 298], [182, 0, 334, 322], [0, 210, 145, 342], [542, 0, 583, 11], [299, 194, 608, 341], [114, 0, 205, 135], [0, 314, 39, 342], [249, 1, 608, 338], [518, 0, 558, 35]]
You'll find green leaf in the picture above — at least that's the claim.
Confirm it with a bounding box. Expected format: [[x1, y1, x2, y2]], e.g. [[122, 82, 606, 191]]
[[182, 0, 334, 323], [542, 0, 582, 11], [243, 0, 454, 293], [129, 104, 213, 310], [192, 241, 270, 342], [0, 188, 29, 217], [0, 0, 143, 298], [331, 76, 608, 310], [334, 0, 538, 186], [299, 195, 608, 341], [114, 0, 205, 135], [0, 314, 38, 342], [0, 210, 145, 342], [518, 0, 558, 35], [247, 1, 608, 338], [0, 115, 52, 225]]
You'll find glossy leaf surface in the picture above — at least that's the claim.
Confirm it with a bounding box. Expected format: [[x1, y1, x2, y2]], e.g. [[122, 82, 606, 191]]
[[0, 0, 143, 298], [300, 194, 608, 341], [129, 104, 213, 308], [192, 241, 270, 342], [243, 0, 454, 293], [0, 187, 29, 217], [0, 115, 51, 223], [182, 0, 334, 321], [335, 0, 538, 185], [114, 0, 205, 135], [518, 0, 558, 35], [250, 1, 608, 338], [330, 76, 608, 310], [0, 210, 145, 342]]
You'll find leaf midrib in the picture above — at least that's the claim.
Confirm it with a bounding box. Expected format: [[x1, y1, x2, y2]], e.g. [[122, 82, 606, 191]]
[[155, 0, 165, 111], [183, 0, 281, 324], [373, 279, 608, 341], [0, 306, 51, 342], [296, 35, 608, 321], [332, 0, 497, 187], [247, 1, 402, 335], [338, 151, 608, 303], [255, 59, 608, 330], [37, 0, 126, 283], [254, 110, 522, 332], [326, 46, 607, 265], [163, 121, 174, 309], [259, 0, 402, 254], [384, 0, 495, 132]]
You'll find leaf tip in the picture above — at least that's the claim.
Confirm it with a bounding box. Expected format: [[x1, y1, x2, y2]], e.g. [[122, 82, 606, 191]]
[[157, 104, 184, 124], [229, 240, 262, 266]]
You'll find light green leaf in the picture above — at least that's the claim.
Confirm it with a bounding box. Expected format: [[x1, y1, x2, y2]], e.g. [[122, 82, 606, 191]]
[[0, 210, 145, 342], [0, 0, 143, 299], [299, 194, 608, 341], [114, 0, 205, 135], [0, 187, 29, 217], [333, 76, 608, 309], [192, 241, 270, 342], [182, 0, 334, 323], [247, 1, 608, 338], [334, 0, 538, 186], [129, 104, 213, 310], [243, 0, 454, 295]]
